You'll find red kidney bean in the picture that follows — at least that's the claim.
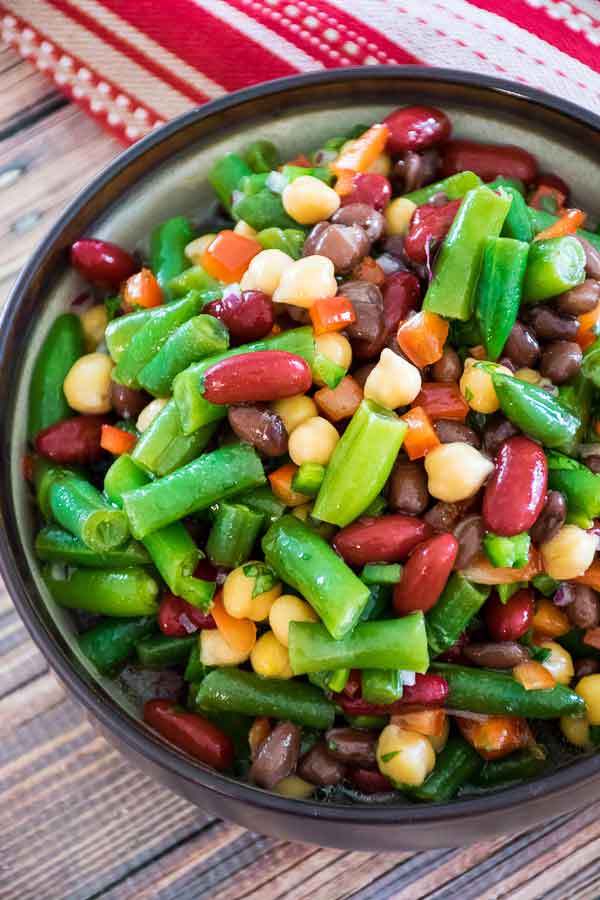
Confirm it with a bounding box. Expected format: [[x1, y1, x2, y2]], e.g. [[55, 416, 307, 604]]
[[143, 699, 233, 771], [440, 140, 538, 183], [298, 742, 346, 786], [353, 271, 420, 360], [227, 404, 288, 457], [333, 515, 432, 566], [324, 728, 377, 766], [204, 290, 273, 345], [348, 768, 394, 794], [404, 199, 461, 264], [336, 674, 449, 716], [249, 721, 301, 789], [203, 351, 311, 404], [35, 415, 106, 464], [70, 239, 137, 288], [158, 592, 216, 637], [485, 589, 534, 642], [482, 436, 547, 536], [384, 105, 451, 154], [340, 173, 392, 212], [110, 382, 149, 420], [393, 533, 458, 615]]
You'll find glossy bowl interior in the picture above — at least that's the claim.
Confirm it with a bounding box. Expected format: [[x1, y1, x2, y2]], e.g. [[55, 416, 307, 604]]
[[4, 68, 600, 850]]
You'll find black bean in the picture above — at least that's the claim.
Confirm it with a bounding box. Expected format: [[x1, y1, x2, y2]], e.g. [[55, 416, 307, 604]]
[[341, 281, 384, 343], [110, 382, 150, 419], [387, 457, 429, 515], [392, 149, 438, 193], [566, 584, 600, 629], [249, 721, 301, 789], [303, 222, 369, 274], [540, 340, 582, 384], [524, 305, 579, 341], [324, 728, 377, 766], [463, 641, 530, 669], [434, 419, 480, 448], [431, 347, 462, 383], [556, 279, 600, 316], [503, 321, 540, 369], [424, 501, 463, 532], [297, 741, 346, 786], [575, 658, 600, 678], [228, 404, 288, 457], [453, 514, 485, 570], [482, 414, 520, 458], [530, 490, 567, 545], [332, 203, 385, 243], [352, 362, 377, 390]]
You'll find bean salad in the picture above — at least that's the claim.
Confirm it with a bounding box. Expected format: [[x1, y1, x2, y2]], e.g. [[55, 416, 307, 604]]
[[28, 105, 600, 803]]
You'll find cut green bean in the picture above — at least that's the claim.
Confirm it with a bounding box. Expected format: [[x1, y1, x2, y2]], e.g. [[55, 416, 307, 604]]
[[35, 525, 150, 568], [426, 575, 489, 658], [409, 737, 481, 803], [231, 484, 285, 529], [131, 400, 217, 478], [48, 470, 129, 552], [208, 152, 252, 211], [44, 566, 159, 616], [523, 236, 586, 302], [403, 170, 481, 205], [105, 305, 154, 363], [28, 314, 83, 439], [150, 216, 194, 298], [474, 748, 546, 786], [360, 564, 402, 586], [78, 616, 157, 674], [292, 462, 325, 497], [135, 633, 197, 668], [527, 207, 600, 254], [206, 502, 263, 568], [243, 139, 280, 173], [256, 227, 305, 259], [475, 236, 529, 360], [361, 669, 403, 704]]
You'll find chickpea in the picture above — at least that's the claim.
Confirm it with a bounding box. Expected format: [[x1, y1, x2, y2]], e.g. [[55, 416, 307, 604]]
[[540, 640, 574, 685], [376, 725, 436, 787], [272, 255, 337, 308], [272, 394, 318, 434], [233, 219, 258, 239], [313, 333, 352, 387], [288, 416, 339, 466], [200, 629, 252, 666], [240, 249, 295, 295], [79, 304, 108, 351], [250, 631, 293, 679], [136, 397, 168, 433], [560, 714, 592, 748], [364, 348, 422, 409], [269, 594, 319, 647], [424, 442, 494, 503], [368, 152, 392, 177], [185, 234, 216, 264], [282, 175, 340, 225], [63, 352, 114, 414], [223, 562, 282, 621], [576, 674, 600, 725], [460, 359, 512, 414], [540, 525, 597, 581], [274, 775, 315, 799], [385, 197, 417, 236]]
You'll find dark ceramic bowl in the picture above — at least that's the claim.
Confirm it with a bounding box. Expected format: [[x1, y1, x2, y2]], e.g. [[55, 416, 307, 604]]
[[3, 67, 600, 851]]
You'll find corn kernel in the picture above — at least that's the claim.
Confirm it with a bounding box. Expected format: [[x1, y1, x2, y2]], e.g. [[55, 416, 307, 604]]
[[385, 198, 417, 236]]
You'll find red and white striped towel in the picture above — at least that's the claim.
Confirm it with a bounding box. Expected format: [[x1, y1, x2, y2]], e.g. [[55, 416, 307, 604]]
[[1, 0, 599, 145]]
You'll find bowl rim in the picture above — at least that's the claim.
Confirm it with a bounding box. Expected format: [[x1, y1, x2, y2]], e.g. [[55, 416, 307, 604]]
[[4, 64, 600, 827]]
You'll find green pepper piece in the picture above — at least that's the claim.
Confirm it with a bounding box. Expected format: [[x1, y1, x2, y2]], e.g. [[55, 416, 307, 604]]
[[423, 186, 512, 321], [35, 525, 150, 568], [432, 662, 585, 717], [403, 171, 481, 205], [208, 153, 253, 211], [408, 736, 481, 803], [532, 574, 559, 597], [150, 216, 194, 298], [173, 327, 314, 435], [292, 462, 325, 497], [523, 236, 586, 302], [79, 616, 157, 674], [312, 348, 347, 389], [256, 227, 305, 259], [361, 669, 403, 704], [239, 172, 270, 195], [360, 563, 402, 585], [206, 502, 264, 568], [344, 714, 389, 729], [137, 314, 229, 396], [45, 566, 159, 616], [184, 642, 210, 683], [483, 532, 530, 569], [262, 515, 370, 640], [327, 668, 350, 693], [426, 574, 489, 658], [475, 236, 529, 360], [131, 400, 217, 478], [196, 668, 335, 729], [558, 373, 592, 448], [135, 633, 197, 668], [492, 372, 581, 452], [486, 176, 525, 195], [48, 470, 129, 552], [289, 614, 428, 674], [168, 266, 221, 299], [497, 582, 526, 605], [231, 484, 285, 529], [496, 186, 533, 242], [123, 443, 265, 539], [113, 291, 203, 388], [474, 748, 546, 786], [233, 188, 298, 231], [243, 139, 280, 173], [527, 207, 600, 254], [359, 583, 391, 622], [546, 451, 600, 522], [28, 314, 83, 439], [280, 164, 333, 186], [313, 399, 406, 528]]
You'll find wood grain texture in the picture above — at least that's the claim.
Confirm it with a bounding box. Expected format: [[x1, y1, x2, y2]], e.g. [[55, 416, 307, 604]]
[[2, 44, 600, 900]]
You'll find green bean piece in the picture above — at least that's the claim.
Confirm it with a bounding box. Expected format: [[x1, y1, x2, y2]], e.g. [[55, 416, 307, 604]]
[[426, 574, 490, 658], [289, 614, 428, 675], [475, 236, 529, 361], [492, 372, 581, 452], [312, 347, 347, 390], [557, 373, 592, 450], [409, 737, 482, 803], [232, 484, 286, 529], [532, 574, 559, 597], [208, 152, 253, 211], [486, 176, 525, 195], [35, 525, 150, 568], [105, 305, 154, 363], [291, 462, 325, 497], [131, 400, 217, 478], [138, 314, 229, 396], [345, 715, 388, 729], [135, 633, 197, 668], [263, 515, 370, 640], [34, 457, 68, 520], [150, 216, 194, 298], [48, 471, 129, 552], [432, 662, 585, 718], [527, 207, 600, 254], [403, 171, 481, 205], [546, 451, 600, 524], [243, 139, 280, 173], [206, 502, 263, 569], [523, 235, 586, 302], [44, 566, 159, 617], [256, 227, 305, 259], [123, 443, 265, 539], [173, 326, 315, 435], [28, 314, 83, 439], [360, 564, 402, 586], [497, 186, 533, 242], [359, 584, 392, 622], [168, 266, 220, 299], [423, 186, 512, 321], [79, 616, 158, 674], [313, 400, 406, 528], [233, 188, 298, 231], [113, 291, 203, 388], [327, 668, 350, 693], [361, 669, 403, 704], [195, 668, 336, 730], [184, 642, 211, 683], [362, 494, 388, 518], [103, 453, 148, 504], [474, 748, 547, 787], [483, 532, 530, 569]]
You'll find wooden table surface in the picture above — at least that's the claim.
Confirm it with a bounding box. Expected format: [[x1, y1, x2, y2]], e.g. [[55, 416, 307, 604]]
[[3, 44, 600, 900]]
